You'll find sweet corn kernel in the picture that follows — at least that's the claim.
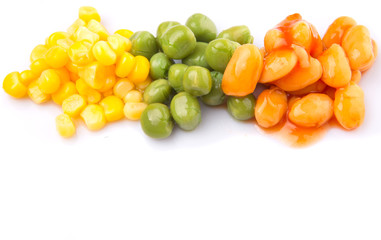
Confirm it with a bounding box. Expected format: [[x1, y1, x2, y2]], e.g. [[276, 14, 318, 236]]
[[62, 94, 87, 117], [87, 19, 109, 40], [45, 46, 69, 68], [56, 113, 76, 138], [68, 40, 94, 66], [135, 76, 152, 91], [54, 68, 71, 83], [56, 38, 74, 51], [115, 29, 134, 39], [102, 89, 113, 97], [46, 32, 70, 48], [75, 78, 101, 103], [67, 18, 86, 37], [98, 73, 116, 92], [65, 61, 79, 74], [113, 78, 135, 99], [73, 26, 100, 44], [20, 70, 37, 86], [80, 104, 106, 131], [124, 102, 147, 120], [107, 34, 130, 56], [92, 41, 117, 66], [37, 69, 61, 94], [100, 96, 125, 122], [70, 72, 80, 82], [123, 89, 143, 103], [128, 55, 150, 84], [52, 81, 77, 105], [79, 6, 101, 23], [30, 44, 48, 62], [27, 81, 50, 104], [3, 72, 27, 98], [30, 58, 50, 75], [116, 52, 136, 78], [78, 61, 106, 89]]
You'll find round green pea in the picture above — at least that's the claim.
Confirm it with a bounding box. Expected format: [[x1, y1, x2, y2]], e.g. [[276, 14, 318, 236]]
[[205, 38, 240, 73], [129, 31, 158, 59], [170, 92, 201, 131], [140, 103, 174, 139], [149, 52, 173, 80], [182, 42, 210, 69], [156, 21, 181, 50], [168, 64, 188, 93], [143, 79, 173, 104], [217, 25, 254, 45], [183, 66, 212, 97], [185, 13, 217, 43], [227, 94, 256, 121], [159, 25, 197, 59], [201, 71, 226, 106]]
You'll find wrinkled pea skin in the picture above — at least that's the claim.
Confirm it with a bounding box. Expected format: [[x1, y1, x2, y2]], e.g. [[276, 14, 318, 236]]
[[183, 66, 212, 97], [205, 39, 239, 73], [143, 79, 173, 104], [168, 64, 188, 93], [156, 21, 181, 50], [201, 71, 226, 106], [170, 92, 201, 131], [159, 25, 197, 59], [129, 31, 158, 59], [217, 25, 254, 45], [149, 52, 174, 80], [185, 13, 217, 43], [227, 94, 256, 120], [140, 103, 173, 139], [182, 42, 210, 69]]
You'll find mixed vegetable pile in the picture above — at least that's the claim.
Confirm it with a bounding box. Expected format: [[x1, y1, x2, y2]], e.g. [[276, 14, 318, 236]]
[[2, 7, 377, 140]]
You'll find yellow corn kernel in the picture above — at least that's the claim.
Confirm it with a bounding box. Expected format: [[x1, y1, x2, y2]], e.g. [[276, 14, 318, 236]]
[[92, 41, 117, 66], [30, 58, 49, 75], [45, 46, 69, 69], [65, 61, 79, 74], [45, 32, 70, 48], [99, 74, 116, 92], [52, 81, 77, 105], [68, 40, 94, 66], [113, 78, 135, 99], [100, 96, 125, 122], [128, 55, 150, 84], [116, 52, 136, 78], [27, 80, 50, 104], [67, 18, 86, 37], [102, 89, 113, 97], [20, 70, 37, 86], [62, 94, 87, 117], [70, 72, 80, 82], [87, 19, 109, 40], [3, 72, 27, 98], [73, 26, 100, 44], [80, 104, 106, 131], [115, 29, 134, 39], [30, 44, 48, 62], [135, 75, 152, 91], [56, 38, 74, 51], [37, 69, 61, 94], [79, 6, 101, 23], [75, 78, 101, 103], [123, 89, 143, 103], [78, 61, 106, 89], [56, 113, 76, 138], [107, 34, 130, 56], [124, 102, 147, 120], [54, 68, 71, 83]]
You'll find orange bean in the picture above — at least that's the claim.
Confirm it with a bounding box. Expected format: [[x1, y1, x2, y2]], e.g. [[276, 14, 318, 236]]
[[264, 29, 287, 53], [255, 87, 287, 128], [322, 16, 357, 49], [290, 20, 312, 52], [288, 80, 327, 96], [259, 48, 297, 83]]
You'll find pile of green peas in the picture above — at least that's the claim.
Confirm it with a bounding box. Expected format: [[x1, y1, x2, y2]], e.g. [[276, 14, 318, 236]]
[[129, 13, 256, 138]]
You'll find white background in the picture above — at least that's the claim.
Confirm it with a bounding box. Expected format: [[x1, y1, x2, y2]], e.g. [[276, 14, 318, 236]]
[[0, 0, 380, 239]]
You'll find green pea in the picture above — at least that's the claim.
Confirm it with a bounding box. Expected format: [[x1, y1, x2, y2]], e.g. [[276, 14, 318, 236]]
[[170, 92, 201, 131], [140, 103, 174, 139], [143, 79, 173, 104], [205, 38, 240, 73], [227, 94, 256, 121], [168, 64, 188, 93], [149, 52, 173, 80], [129, 31, 158, 59], [183, 66, 212, 97], [182, 42, 210, 69], [185, 13, 217, 43], [217, 25, 254, 45], [201, 71, 226, 106], [159, 25, 197, 59], [156, 21, 181, 50]]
